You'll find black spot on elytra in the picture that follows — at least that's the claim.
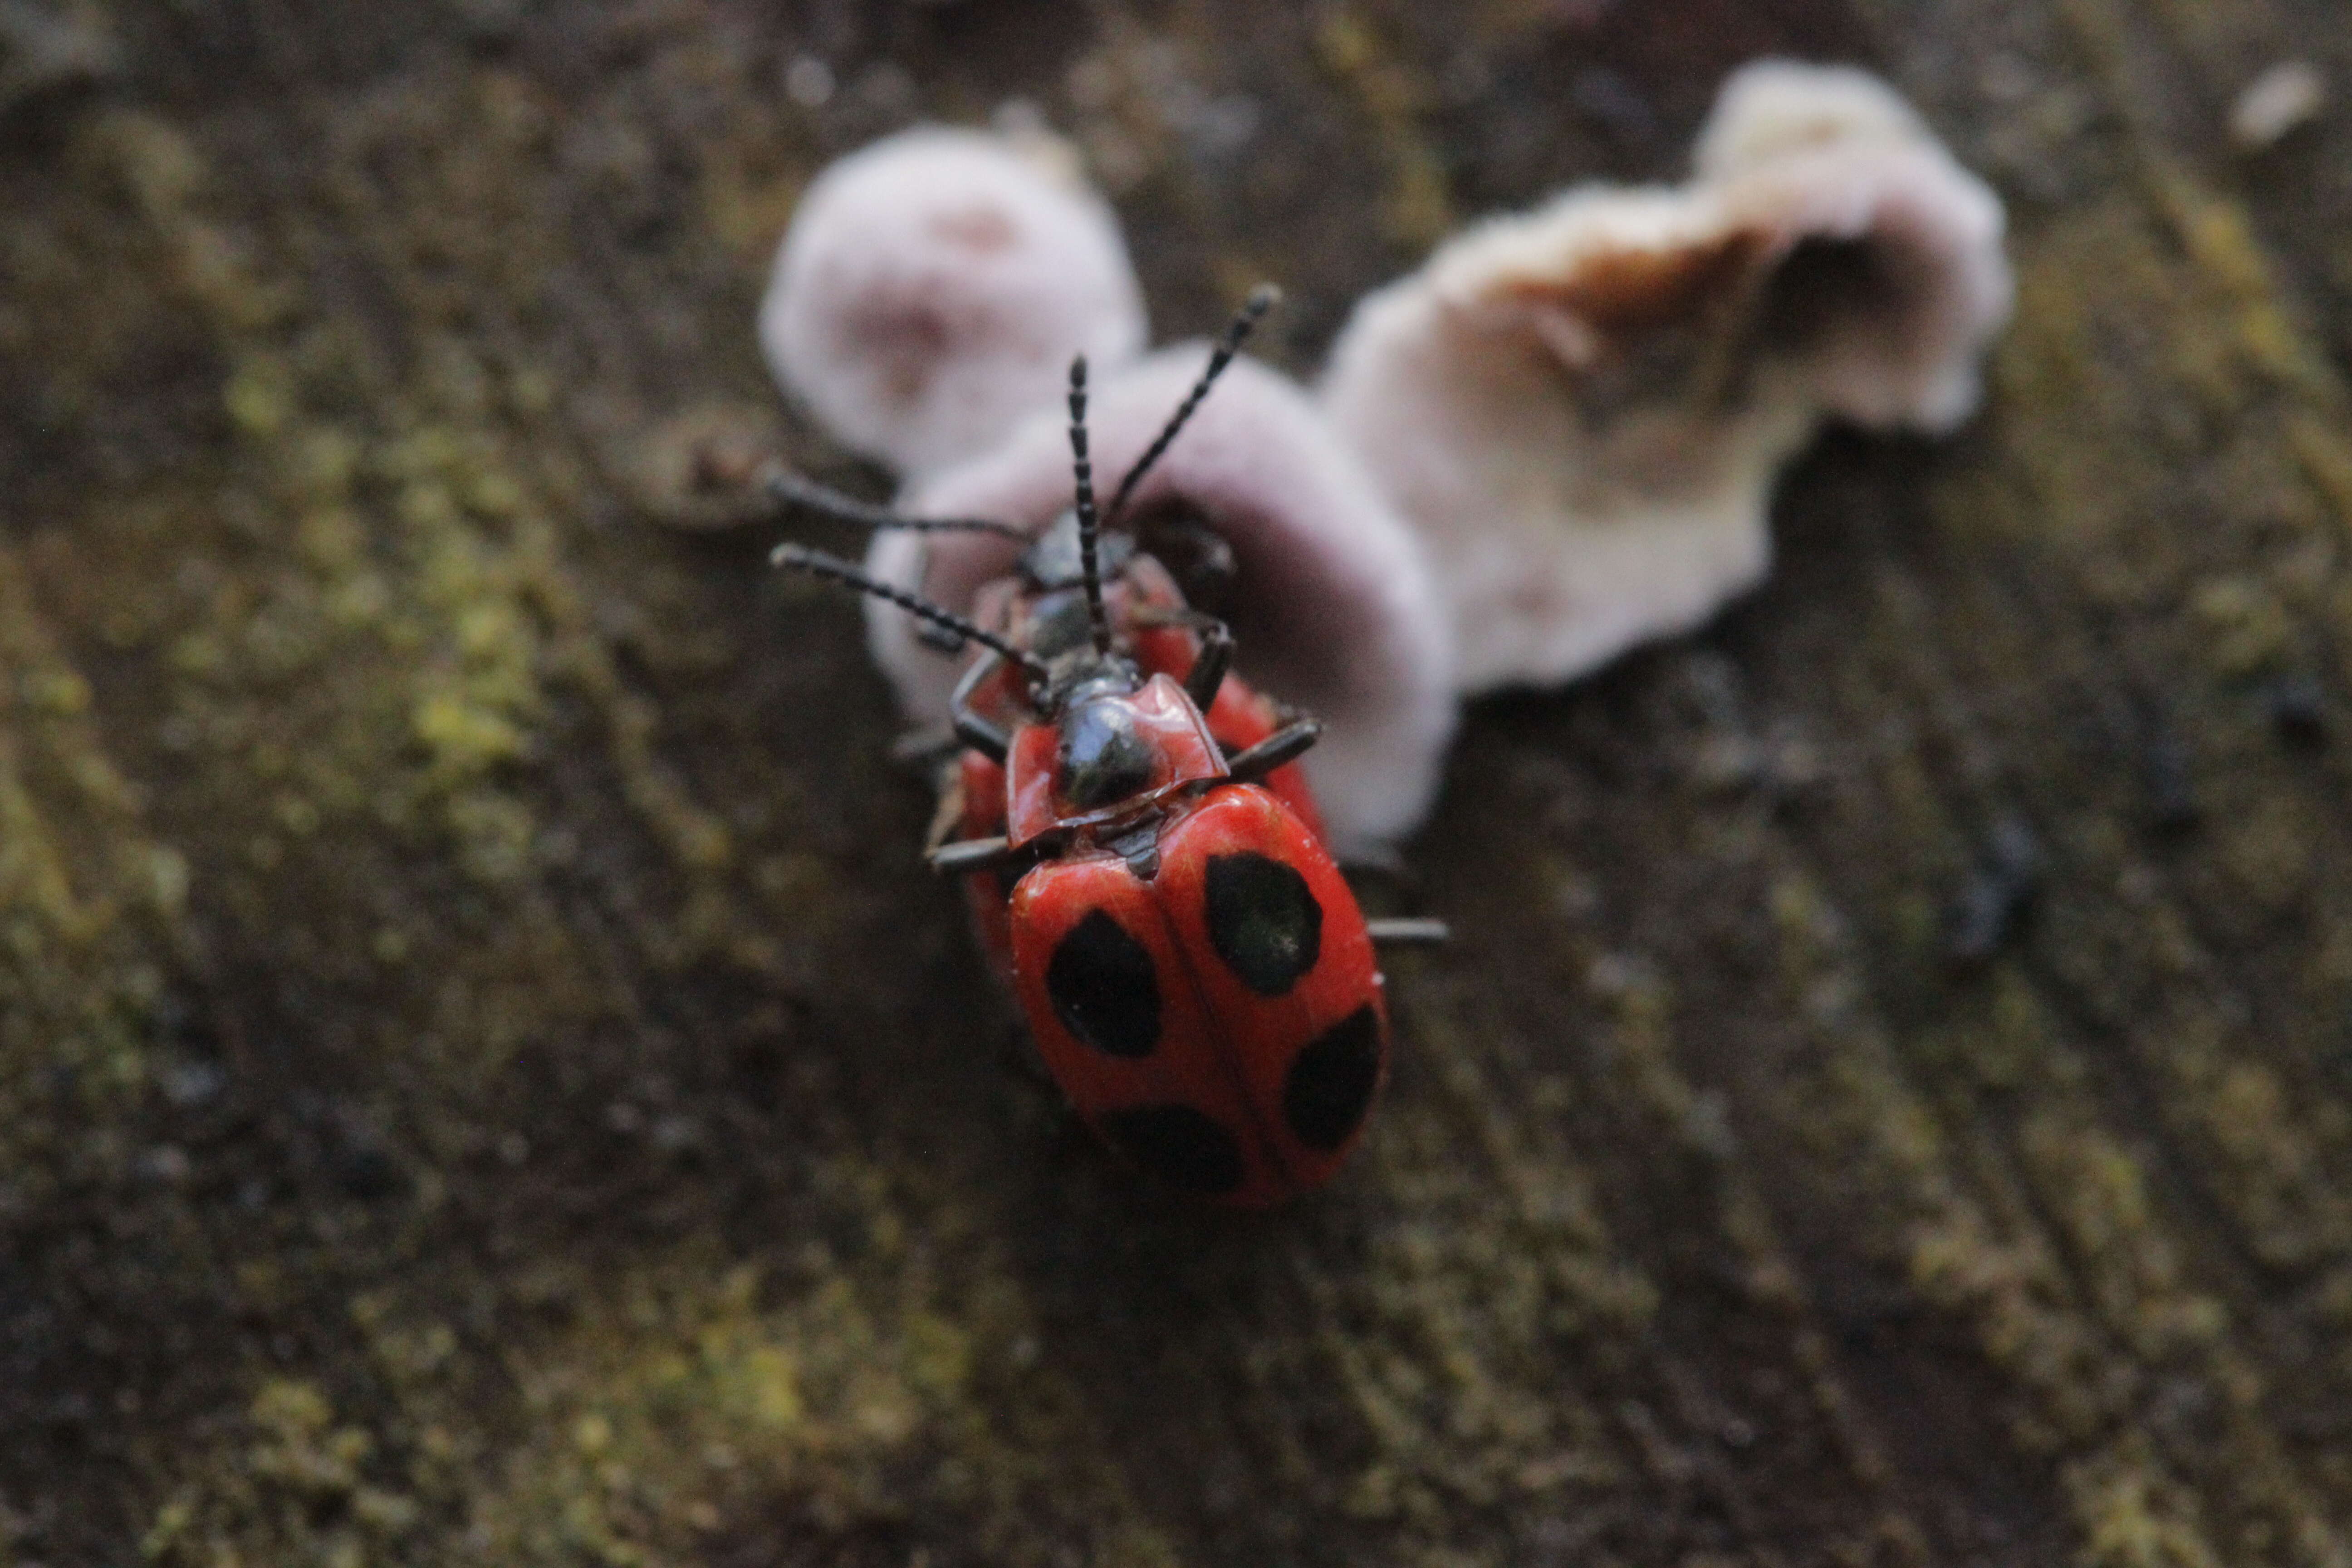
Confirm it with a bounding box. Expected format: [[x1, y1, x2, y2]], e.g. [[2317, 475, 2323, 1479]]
[[1282, 1005, 1382, 1151], [1096, 1103, 1245, 1195], [1204, 852, 1321, 996], [1046, 910, 1160, 1057]]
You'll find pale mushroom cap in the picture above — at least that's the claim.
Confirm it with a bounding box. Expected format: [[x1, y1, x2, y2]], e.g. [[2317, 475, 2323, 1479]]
[[1714, 140, 2012, 431], [1323, 201, 1813, 693], [1694, 58, 1936, 177], [1321, 61, 2011, 693], [760, 127, 1149, 477], [867, 348, 1456, 852]]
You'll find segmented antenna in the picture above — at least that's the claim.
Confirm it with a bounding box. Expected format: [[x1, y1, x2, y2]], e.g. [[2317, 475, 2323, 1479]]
[[1066, 356, 1112, 660], [768, 470, 1029, 541], [1106, 283, 1280, 522], [772, 544, 1049, 682]]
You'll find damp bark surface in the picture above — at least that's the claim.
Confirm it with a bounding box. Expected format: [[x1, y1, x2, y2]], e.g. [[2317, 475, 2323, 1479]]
[[6, 1, 2352, 1564]]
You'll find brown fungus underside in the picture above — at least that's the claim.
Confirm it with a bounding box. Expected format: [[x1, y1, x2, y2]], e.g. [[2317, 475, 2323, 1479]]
[[6, 2, 2352, 1567]]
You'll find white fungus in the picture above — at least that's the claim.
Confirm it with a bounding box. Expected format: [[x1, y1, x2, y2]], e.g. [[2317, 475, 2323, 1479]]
[[1320, 60, 2012, 693], [865, 348, 1457, 853], [760, 126, 1149, 477], [1700, 60, 2013, 431], [1691, 59, 1934, 174]]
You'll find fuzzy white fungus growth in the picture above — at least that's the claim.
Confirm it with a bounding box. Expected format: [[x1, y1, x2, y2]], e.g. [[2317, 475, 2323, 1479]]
[[1320, 60, 2012, 693], [867, 348, 1456, 852], [760, 127, 1149, 476], [1692, 59, 1934, 173], [1699, 60, 2012, 431]]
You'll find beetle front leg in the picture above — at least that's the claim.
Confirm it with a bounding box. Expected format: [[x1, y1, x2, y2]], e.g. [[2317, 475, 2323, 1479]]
[[1365, 917, 1449, 945], [1225, 717, 1320, 783], [950, 652, 1013, 766], [1185, 620, 1234, 712]]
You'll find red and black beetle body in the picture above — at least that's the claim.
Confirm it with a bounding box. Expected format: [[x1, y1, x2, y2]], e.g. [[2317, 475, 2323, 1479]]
[[772, 289, 1417, 1203], [961, 545, 1326, 841], [952, 642, 1386, 1206], [980, 664, 1386, 1205], [945, 529, 1326, 981], [1009, 774, 1386, 1204]]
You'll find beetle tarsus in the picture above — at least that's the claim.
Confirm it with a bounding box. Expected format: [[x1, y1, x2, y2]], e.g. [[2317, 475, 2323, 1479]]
[[953, 712, 1011, 767], [1185, 622, 1234, 713], [1365, 916, 1449, 946], [1225, 718, 1320, 783], [929, 835, 1017, 874], [950, 652, 1014, 764]]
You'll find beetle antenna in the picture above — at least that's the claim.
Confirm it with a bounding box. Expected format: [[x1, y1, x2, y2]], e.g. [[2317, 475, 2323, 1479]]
[[772, 544, 1049, 682], [767, 470, 1029, 541], [1107, 283, 1279, 522], [1067, 356, 1112, 660]]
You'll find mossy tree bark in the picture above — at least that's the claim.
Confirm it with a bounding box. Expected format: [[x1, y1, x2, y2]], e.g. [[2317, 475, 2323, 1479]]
[[5, 0, 2352, 1563]]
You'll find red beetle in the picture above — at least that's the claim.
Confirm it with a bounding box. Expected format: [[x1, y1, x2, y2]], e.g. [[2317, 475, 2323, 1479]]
[[946, 533, 1326, 986], [776, 349, 1420, 1204], [771, 288, 1324, 980]]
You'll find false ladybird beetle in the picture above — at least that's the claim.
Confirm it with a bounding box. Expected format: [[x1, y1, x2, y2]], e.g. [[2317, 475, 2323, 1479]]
[[775, 330, 1425, 1203], [942, 525, 1326, 985], [770, 288, 1324, 982]]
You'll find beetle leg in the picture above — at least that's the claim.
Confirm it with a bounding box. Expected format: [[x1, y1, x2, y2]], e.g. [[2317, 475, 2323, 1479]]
[[1365, 917, 1450, 946], [928, 835, 1017, 874], [1185, 621, 1234, 713], [954, 712, 1011, 767], [1225, 718, 1320, 783], [950, 652, 1013, 766]]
